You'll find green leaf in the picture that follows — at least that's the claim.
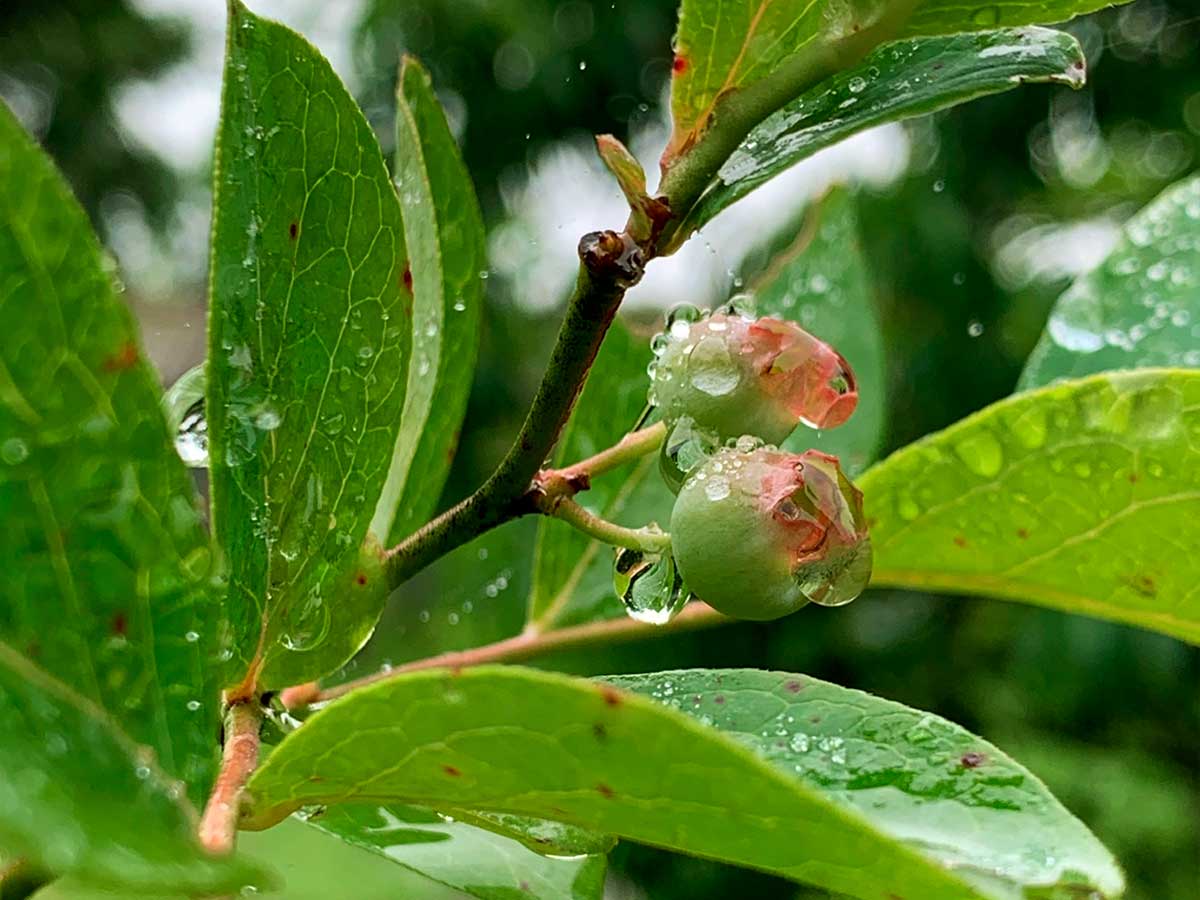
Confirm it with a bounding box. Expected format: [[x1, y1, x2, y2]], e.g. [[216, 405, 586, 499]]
[[372, 57, 486, 546], [684, 27, 1085, 235], [862, 368, 1200, 643], [664, 0, 829, 164], [525, 320, 672, 630], [305, 804, 606, 900], [208, 1, 410, 690], [243, 666, 1122, 900], [903, 0, 1132, 38], [0, 643, 266, 894], [755, 190, 886, 475], [36, 816, 464, 900], [0, 103, 220, 803], [1020, 175, 1200, 390]]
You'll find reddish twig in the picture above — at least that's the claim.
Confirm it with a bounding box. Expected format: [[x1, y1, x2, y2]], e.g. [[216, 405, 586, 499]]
[[280, 602, 726, 709], [199, 700, 263, 854]]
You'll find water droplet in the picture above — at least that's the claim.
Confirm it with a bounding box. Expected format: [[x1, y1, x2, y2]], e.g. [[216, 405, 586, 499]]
[[1, 437, 29, 465], [279, 587, 331, 652], [967, 319, 984, 337], [704, 475, 730, 501], [171, 399, 208, 468], [954, 431, 1004, 478], [847, 75, 867, 94], [184, 630, 200, 643], [578, 60, 587, 71], [253, 404, 281, 431], [659, 417, 719, 493], [688, 335, 740, 397], [613, 545, 689, 624]]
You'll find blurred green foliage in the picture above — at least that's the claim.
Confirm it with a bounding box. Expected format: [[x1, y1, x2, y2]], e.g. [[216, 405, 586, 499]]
[[4, 0, 1198, 897]]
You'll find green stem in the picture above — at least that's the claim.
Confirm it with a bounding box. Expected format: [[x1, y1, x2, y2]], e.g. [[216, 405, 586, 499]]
[[383, 231, 644, 591], [558, 420, 666, 484], [547, 496, 672, 552]]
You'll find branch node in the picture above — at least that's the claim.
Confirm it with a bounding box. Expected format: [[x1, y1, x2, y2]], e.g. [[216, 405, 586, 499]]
[[578, 230, 645, 288]]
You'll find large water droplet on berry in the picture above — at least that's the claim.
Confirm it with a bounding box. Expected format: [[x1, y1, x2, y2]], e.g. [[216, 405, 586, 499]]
[[659, 416, 719, 493], [782, 452, 872, 607], [688, 335, 741, 396], [613, 545, 689, 624], [163, 363, 209, 468]]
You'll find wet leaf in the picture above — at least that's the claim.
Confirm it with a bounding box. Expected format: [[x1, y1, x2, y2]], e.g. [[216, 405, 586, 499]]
[[372, 57, 485, 546], [903, 0, 1133, 38], [208, 1, 409, 689], [664, 0, 831, 165], [304, 804, 607, 900], [243, 666, 1122, 900], [683, 28, 1085, 235], [526, 320, 673, 630], [862, 368, 1200, 643], [0, 103, 220, 803], [0, 643, 267, 894], [758, 191, 886, 474], [1021, 175, 1200, 389]]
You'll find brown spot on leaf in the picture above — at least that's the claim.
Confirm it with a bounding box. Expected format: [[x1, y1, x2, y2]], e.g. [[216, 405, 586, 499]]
[[110, 612, 127, 636], [598, 684, 623, 707], [103, 342, 138, 372], [960, 751, 986, 769], [1016, 528, 1029, 540], [785, 680, 803, 693], [592, 722, 608, 741], [713, 694, 725, 704], [288, 221, 298, 240], [1126, 574, 1156, 598], [520, 881, 530, 892], [672, 54, 688, 74], [595, 782, 615, 798], [1128, 473, 1139, 483], [401, 264, 413, 293], [354, 571, 368, 586], [443, 765, 462, 777], [809, 715, 821, 724], [953, 535, 968, 548]]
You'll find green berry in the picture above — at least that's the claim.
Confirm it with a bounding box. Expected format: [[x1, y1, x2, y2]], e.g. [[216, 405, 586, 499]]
[[670, 447, 871, 621], [648, 308, 857, 446]]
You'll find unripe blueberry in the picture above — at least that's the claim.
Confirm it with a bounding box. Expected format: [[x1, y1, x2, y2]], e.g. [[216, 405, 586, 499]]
[[648, 305, 857, 446], [670, 446, 871, 621]]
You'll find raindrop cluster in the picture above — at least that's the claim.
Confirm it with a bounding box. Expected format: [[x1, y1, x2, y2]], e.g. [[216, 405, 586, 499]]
[[613, 295, 872, 624]]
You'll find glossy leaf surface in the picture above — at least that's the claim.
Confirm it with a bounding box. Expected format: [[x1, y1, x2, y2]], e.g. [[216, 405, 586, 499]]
[[307, 804, 606, 900], [372, 57, 485, 545], [0, 644, 264, 894], [1021, 175, 1200, 389], [244, 666, 1121, 899], [685, 27, 1085, 234], [904, 0, 1132, 38], [863, 369, 1200, 643], [208, 1, 408, 689], [0, 103, 219, 801]]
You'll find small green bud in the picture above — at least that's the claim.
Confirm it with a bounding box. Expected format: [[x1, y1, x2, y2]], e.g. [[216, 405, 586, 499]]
[[670, 447, 871, 621]]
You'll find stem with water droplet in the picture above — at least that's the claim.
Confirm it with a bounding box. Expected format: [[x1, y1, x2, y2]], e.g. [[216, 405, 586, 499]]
[[540, 495, 672, 553], [199, 699, 263, 855]]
